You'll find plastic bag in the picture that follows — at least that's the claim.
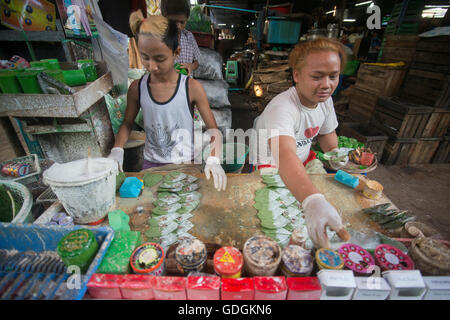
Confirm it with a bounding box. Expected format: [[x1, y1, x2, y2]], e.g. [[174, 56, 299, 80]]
[[186, 5, 212, 33], [195, 107, 232, 129], [193, 48, 223, 80], [105, 93, 127, 135], [197, 79, 231, 108]]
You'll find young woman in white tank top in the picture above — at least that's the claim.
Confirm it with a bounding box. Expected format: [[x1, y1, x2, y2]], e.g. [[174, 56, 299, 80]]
[[107, 12, 227, 191]]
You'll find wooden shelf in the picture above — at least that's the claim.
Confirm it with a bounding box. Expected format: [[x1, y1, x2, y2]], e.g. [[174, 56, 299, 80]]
[[0, 29, 66, 42]]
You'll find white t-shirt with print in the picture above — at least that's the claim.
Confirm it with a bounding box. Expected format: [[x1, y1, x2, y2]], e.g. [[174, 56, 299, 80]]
[[252, 86, 338, 165]]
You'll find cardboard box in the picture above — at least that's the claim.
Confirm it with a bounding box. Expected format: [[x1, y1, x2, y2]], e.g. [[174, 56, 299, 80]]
[[383, 270, 426, 300], [317, 270, 356, 300], [352, 277, 391, 300], [221, 278, 255, 300], [286, 277, 322, 300], [253, 276, 287, 300], [187, 276, 221, 300], [119, 275, 154, 300], [423, 276, 450, 300], [152, 276, 187, 300], [87, 274, 124, 299]]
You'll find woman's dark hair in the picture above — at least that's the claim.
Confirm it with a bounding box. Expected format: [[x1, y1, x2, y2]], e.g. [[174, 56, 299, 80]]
[[161, 0, 190, 18], [129, 11, 179, 52]]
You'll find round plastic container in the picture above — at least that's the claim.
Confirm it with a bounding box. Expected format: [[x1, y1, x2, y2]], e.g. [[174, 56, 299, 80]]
[[43, 157, 118, 224], [63, 69, 87, 86], [57, 229, 99, 274], [243, 235, 282, 276], [40, 58, 60, 70], [0, 180, 33, 223], [130, 242, 165, 276], [77, 59, 98, 82], [175, 239, 207, 275], [338, 243, 375, 275], [16, 70, 43, 93], [374, 244, 415, 271], [281, 245, 313, 277], [315, 248, 344, 270], [0, 71, 23, 93], [213, 246, 243, 278]]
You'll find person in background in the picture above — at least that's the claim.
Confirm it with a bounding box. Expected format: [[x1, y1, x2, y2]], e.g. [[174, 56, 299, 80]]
[[252, 38, 351, 248], [161, 0, 200, 77], [367, 31, 381, 62], [108, 11, 226, 191]]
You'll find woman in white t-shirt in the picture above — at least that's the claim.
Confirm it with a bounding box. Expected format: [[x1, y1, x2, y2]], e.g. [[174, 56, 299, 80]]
[[252, 38, 350, 248]]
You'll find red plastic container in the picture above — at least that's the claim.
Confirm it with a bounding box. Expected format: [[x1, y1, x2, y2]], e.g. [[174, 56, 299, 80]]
[[253, 276, 287, 300], [221, 278, 255, 300], [152, 276, 187, 300], [87, 274, 124, 299], [213, 246, 243, 278], [286, 277, 322, 300], [187, 275, 221, 300], [119, 274, 154, 300]]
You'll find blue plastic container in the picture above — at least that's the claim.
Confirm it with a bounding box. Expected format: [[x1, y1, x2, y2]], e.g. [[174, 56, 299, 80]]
[[0, 223, 114, 300], [119, 177, 143, 198], [267, 17, 301, 44], [334, 170, 359, 189]]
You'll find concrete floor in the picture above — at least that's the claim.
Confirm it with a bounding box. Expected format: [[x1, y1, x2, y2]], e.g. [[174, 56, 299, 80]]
[[367, 164, 450, 241], [228, 91, 450, 241]]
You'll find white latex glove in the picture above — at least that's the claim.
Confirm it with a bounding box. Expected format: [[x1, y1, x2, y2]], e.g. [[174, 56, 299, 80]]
[[108, 147, 124, 172], [302, 193, 349, 248], [328, 147, 349, 170], [204, 156, 227, 191]]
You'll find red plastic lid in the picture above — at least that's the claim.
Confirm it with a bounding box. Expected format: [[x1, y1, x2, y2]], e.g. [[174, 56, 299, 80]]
[[187, 276, 221, 290], [120, 275, 153, 289], [213, 246, 243, 276], [152, 276, 187, 292], [88, 216, 106, 226], [221, 278, 254, 292], [87, 274, 124, 288], [253, 276, 287, 292], [286, 277, 322, 291]]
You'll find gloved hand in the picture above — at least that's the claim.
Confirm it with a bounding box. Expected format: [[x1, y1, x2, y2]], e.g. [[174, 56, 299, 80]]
[[108, 147, 124, 172], [328, 147, 349, 170], [302, 193, 350, 248], [204, 156, 227, 191]]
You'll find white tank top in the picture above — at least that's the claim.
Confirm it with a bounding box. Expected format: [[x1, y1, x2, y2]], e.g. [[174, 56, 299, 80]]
[[139, 73, 194, 163]]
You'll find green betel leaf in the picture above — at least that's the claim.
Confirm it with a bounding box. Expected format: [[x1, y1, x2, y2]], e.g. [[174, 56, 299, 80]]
[[143, 173, 163, 188]]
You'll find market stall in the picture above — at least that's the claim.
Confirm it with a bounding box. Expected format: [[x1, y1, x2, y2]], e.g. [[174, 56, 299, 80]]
[[1, 0, 450, 303]]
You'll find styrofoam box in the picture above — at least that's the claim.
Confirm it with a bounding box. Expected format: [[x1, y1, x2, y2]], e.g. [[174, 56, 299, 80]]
[[352, 277, 391, 300], [423, 276, 450, 300], [382, 270, 426, 300], [317, 270, 356, 300]]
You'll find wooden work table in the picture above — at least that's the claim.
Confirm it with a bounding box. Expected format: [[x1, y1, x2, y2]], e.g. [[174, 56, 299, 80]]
[[115, 171, 393, 250]]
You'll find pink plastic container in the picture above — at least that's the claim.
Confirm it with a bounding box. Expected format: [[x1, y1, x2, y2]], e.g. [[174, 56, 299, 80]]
[[254, 276, 287, 300], [221, 278, 255, 300], [87, 274, 124, 299], [119, 274, 154, 300], [152, 276, 187, 300], [187, 275, 221, 300], [286, 277, 322, 300]]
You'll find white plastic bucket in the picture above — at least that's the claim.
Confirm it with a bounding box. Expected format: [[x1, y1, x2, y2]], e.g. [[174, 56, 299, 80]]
[[43, 157, 118, 224]]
